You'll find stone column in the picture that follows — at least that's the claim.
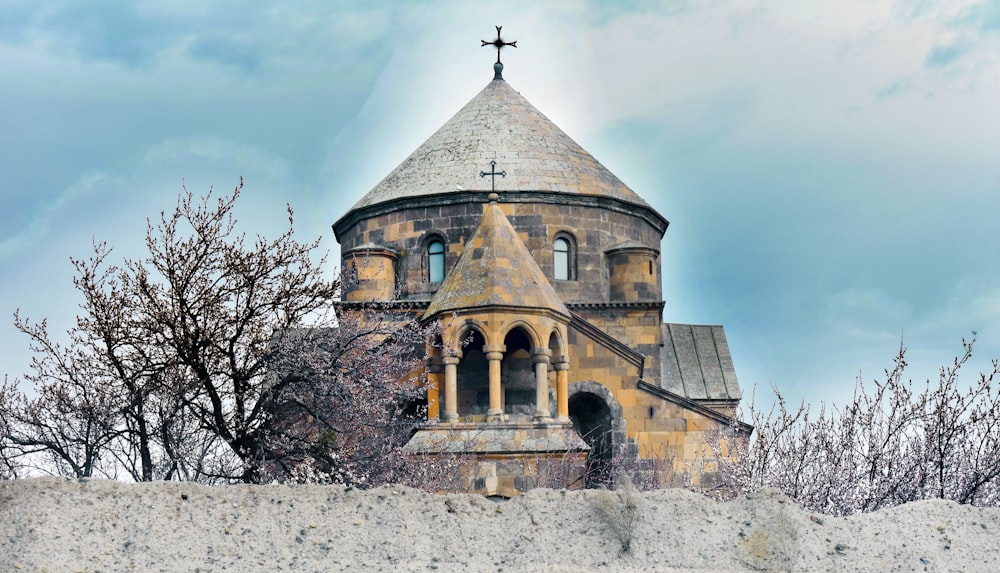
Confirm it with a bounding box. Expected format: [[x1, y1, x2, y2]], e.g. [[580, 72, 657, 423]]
[[425, 357, 443, 421], [483, 344, 506, 422], [443, 355, 460, 423], [532, 348, 552, 422], [552, 355, 570, 423]]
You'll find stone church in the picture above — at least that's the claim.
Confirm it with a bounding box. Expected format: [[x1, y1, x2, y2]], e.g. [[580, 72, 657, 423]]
[[333, 40, 749, 496]]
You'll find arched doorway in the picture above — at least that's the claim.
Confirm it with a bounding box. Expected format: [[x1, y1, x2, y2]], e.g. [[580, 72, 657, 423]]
[[568, 382, 627, 488], [569, 393, 613, 487]]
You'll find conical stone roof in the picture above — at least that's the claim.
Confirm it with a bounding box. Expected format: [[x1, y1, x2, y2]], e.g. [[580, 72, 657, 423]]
[[350, 75, 650, 211], [424, 196, 570, 320]]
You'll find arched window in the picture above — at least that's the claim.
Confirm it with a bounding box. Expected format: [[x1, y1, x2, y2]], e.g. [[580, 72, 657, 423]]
[[553, 237, 571, 280], [428, 240, 445, 283]]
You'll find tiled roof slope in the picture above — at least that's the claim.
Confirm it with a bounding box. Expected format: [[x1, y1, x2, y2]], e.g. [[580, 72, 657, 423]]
[[350, 77, 650, 211], [424, 199, 570, 320], [660, 323, 742, 401]]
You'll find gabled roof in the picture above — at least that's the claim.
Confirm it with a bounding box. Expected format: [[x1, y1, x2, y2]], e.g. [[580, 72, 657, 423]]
[[424, 197, 570, 320], [660, 323, 742, 401], [349, 76, 650, 212]]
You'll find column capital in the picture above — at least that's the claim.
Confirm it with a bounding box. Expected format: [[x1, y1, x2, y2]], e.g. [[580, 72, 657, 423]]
[[531, 347, 551, 364], [483, 344, 506, 361], [552, 360, 569, 372], [442, 356, 461, 366]]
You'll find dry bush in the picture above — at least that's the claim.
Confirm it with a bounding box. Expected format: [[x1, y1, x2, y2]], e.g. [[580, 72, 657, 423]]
[[591, 477, 641, 555]]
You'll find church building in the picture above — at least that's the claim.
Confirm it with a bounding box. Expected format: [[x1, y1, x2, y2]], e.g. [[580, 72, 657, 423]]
[[332, 31, 749, 496]]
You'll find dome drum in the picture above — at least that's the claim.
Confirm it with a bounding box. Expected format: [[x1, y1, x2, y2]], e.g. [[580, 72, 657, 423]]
[[337, 201, 664, 304]]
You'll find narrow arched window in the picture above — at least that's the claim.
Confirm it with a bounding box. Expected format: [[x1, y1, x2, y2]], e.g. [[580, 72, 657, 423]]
[[428, 240, 445, 283], [553, 238, 570, 281]]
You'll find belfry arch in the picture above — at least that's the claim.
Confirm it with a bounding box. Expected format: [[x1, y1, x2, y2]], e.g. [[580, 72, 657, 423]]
[[457, 329, 489, 417], [502, 327, 535, 417]]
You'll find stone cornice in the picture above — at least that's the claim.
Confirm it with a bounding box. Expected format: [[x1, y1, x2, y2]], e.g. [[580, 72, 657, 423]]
[[342, 243, 399, 257], [605, 244, 661, 258], [567, 301, 665, 312], [333, 190, 669, 242], [335, 300, 666, 314], [423, 304, 571, 324]]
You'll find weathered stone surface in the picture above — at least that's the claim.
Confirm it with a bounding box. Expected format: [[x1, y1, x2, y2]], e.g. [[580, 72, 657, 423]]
[[403, 426, 588, 454], [350, 78, 650, 211]]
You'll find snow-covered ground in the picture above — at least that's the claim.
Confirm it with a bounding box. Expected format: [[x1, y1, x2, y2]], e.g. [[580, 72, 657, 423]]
[[2, 477, 997, 572]]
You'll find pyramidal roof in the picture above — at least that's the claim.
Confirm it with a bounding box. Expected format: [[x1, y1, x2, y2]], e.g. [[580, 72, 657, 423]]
[[424, 196, 570, 320], [350, 74, 650, 211]]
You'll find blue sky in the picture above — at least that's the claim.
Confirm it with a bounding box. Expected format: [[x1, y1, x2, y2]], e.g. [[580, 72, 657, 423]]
[[1, 0, 998, 411]]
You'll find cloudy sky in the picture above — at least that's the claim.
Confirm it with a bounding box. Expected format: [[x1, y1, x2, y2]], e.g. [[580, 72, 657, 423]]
[[2, 0, 998, 411]]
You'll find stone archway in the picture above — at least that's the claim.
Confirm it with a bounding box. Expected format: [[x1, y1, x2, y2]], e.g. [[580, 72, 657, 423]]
[[567, 381, 628, 488], [502, 327, 535, 417], [457, 329, 489, 417]]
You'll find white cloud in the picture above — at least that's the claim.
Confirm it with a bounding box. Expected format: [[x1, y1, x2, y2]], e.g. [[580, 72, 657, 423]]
[[0, 171, 107, 261], [824, 287, 913, 340]]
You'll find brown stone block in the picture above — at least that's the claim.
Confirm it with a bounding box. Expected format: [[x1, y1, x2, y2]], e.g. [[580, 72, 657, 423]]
[[633, 431, 652, 451], [663, 432, 685, 446], [644, 417, 687, 432], [686, 415, 722, 432], [616, 390, 637, 407], [635, 428, 670, 451]]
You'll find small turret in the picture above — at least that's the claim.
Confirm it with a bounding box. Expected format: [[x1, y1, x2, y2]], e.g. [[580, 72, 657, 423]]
[[342, 244, 398, 302], [606, 242, 660, 302]]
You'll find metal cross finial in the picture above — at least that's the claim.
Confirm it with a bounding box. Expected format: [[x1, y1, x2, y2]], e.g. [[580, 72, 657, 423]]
[[481, 25, 517, 64], [479, 160, 505, 192]]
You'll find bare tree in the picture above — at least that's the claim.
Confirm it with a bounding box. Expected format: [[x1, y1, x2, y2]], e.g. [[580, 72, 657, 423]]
[[3, 310, 125, 479], [0, 379, 14, 478], [127, 182, 340, 482], [720, 336, 1000, 515], [3, 180, 440, 484]]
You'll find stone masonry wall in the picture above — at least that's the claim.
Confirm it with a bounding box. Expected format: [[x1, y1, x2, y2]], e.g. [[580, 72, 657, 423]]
[[568, 323, 736, 484], [337, 198, 662, 304]]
